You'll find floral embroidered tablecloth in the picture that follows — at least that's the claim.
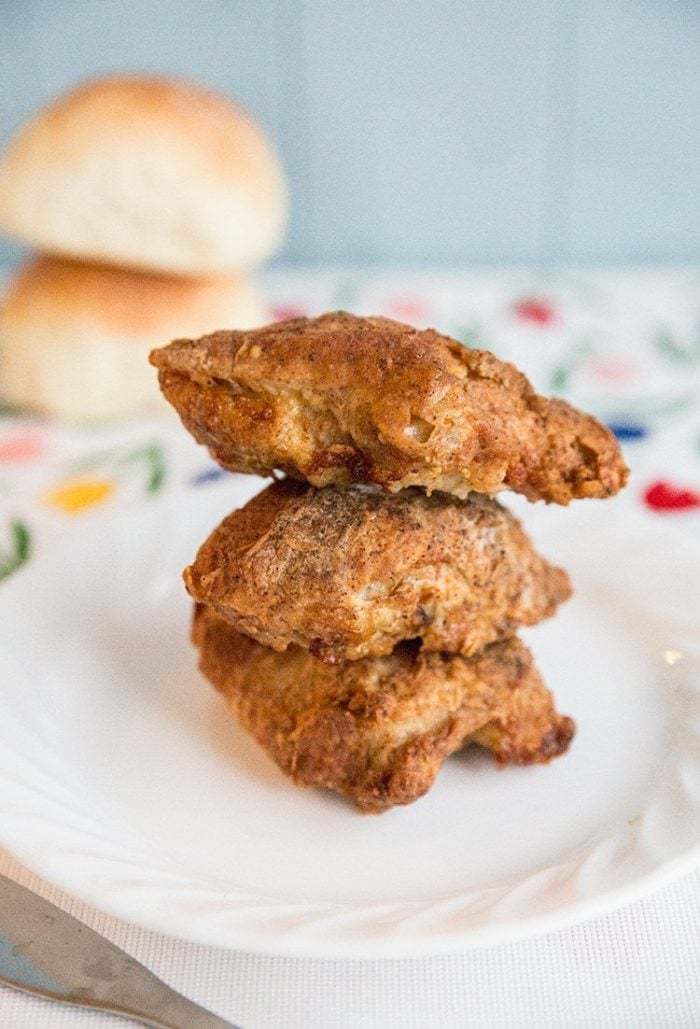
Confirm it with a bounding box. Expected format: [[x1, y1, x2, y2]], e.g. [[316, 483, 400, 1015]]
[[1, 267, 699, 582], [1, 267, 699, 1029]]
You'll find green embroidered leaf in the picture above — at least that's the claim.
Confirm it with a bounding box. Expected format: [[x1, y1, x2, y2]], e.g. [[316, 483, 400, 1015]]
[[13, 520, 31, 562], [649, 393, 696, 417], [549, 340, 593, 394], [145, 455, 166, 495], [453, 322, 482, 349], [655, 330, 700, 365], [550, 366, 568, 392], [121, 443, 167, 495], [0, 519, 32, 582]]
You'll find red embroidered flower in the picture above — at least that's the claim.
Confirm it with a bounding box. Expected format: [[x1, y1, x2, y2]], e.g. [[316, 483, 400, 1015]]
[[586, 355, 639, 384], [0, 433, 44, 463], [643, 480, 700, 512], [386, 298, 428, 321], [271, 304, 306, 323], [513, 298, 557, 326]]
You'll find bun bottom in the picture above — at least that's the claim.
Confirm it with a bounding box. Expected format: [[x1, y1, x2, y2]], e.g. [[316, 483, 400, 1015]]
[[0, 262, 268, 421]]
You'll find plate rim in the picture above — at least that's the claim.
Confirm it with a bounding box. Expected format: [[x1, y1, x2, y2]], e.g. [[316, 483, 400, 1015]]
[[2, 832, 699, 958]]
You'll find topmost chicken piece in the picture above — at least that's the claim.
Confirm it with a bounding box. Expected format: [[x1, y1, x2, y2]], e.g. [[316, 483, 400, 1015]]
[[150, 311, 627, 504]]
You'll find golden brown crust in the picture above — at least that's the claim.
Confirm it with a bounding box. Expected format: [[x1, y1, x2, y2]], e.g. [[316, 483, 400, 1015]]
[[151, 312, 628, 504], [185, 480, 571, 662], [193, 605, 575, 813]]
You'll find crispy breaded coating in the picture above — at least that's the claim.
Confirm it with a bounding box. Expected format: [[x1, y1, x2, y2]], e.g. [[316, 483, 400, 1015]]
[[193, 605, 575, 813], [185, 480, 571, 663], [150, 311, 628, 504]]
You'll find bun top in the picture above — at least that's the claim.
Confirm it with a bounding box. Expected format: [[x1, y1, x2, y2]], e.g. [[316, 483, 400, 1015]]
[[0, 75, 287, 275]]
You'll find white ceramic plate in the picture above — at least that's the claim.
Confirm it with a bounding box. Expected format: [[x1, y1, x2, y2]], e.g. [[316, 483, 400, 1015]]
[[1, 476, 699, 958]]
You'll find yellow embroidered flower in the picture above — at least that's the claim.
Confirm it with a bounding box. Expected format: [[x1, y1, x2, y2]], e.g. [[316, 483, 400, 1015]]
[[45, 478, 114, 514]]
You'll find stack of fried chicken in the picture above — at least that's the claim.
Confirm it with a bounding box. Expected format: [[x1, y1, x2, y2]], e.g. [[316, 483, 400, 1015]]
[[150, 312, 628, 812]]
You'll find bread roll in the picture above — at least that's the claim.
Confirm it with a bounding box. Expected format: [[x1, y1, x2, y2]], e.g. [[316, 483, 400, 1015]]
[[0, 256, 268, 420], [0, 75, 286, 275]]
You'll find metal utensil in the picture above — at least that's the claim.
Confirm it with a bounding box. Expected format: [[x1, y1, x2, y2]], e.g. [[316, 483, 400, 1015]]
[[0, 874, 238, 1027]]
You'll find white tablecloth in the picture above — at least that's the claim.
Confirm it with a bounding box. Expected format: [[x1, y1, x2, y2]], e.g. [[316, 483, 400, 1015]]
[[1, 269, 699, 1026], [1, 849, 698, 1027]]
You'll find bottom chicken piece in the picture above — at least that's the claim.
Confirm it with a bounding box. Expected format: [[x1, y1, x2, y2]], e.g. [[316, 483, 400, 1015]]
[[193, 605, 574, 813]]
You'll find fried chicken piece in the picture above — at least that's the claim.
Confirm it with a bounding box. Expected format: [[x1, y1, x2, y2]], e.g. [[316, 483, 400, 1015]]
[[185, 480, 571, 663], [150, 311, 628, 504], [193, 605, 575, 813]]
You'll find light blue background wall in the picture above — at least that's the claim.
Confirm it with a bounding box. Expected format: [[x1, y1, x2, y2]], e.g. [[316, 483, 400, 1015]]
[[1, 0, 698, 267]]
